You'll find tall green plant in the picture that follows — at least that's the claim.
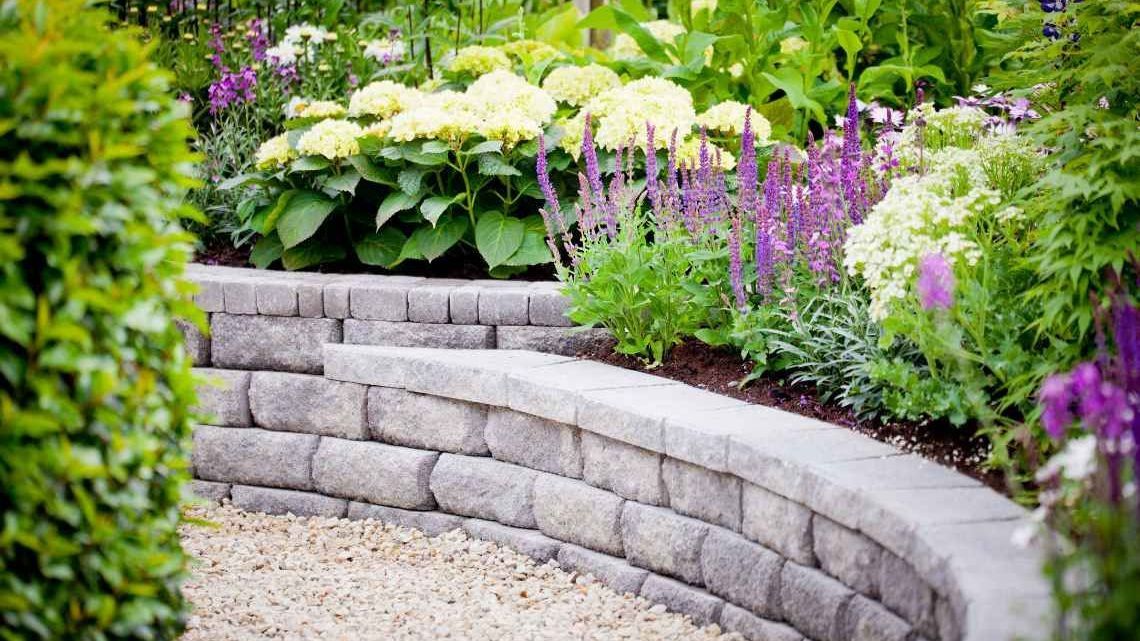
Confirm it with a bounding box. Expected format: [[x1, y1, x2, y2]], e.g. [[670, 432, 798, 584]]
[[0, 0, 200, 637]]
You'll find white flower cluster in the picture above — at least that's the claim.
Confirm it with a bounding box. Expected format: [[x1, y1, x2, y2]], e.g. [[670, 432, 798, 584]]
[[888, 104, 989, 171], [296, 119, 363, 159], [674, 136, 736, 171], [500, 40, 562, 64], [445, 45, 512, 76], [542, 64, 622, 107], [561, 77, 696, 156], [696, 100, 772, 143], [254, 133, 295, 169], [843, 168, 992, 320], [362, 34, 405, 65], [266, 22, 335, 67], [386, 71, 555, 147], [348, 80, 423, 119], [287, 99, 346, 120]]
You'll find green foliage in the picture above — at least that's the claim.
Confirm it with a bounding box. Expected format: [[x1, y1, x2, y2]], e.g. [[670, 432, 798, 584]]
[[561, 212, 705, 365], [0, 0, 199, 637], [991, 0, 1140, 344], [229, 136, 556, 274]]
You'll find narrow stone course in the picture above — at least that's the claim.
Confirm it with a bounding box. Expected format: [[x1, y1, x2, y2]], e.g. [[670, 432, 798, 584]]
[[430, 454, 539, 528], [346, 503, 465, 536], [779, 562, 855, 641], [249, 372, 367, 439], [462, 518, 563, 562], [533, 474, 625, 556], [639, 575, 724, 626], [229, 485, 348, 518], [621, 503, 709, 586], [556, 544, 649, 596], [192, 426, 317, 491], [211, 313, 340, 373], [368, 386, 489, 455], [311, 438, 438, 509]]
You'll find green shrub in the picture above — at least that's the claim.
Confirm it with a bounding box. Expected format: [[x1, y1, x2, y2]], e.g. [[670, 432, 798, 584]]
[[0, 0, 200, 638]]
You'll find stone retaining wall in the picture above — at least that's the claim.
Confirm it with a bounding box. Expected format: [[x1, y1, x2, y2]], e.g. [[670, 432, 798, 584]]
[[181, 264, 613, 372], [184, 276, 1052, 641]]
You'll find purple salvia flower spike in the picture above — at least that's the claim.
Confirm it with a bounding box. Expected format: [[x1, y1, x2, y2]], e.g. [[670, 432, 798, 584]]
[[645, 122, 660, 218]]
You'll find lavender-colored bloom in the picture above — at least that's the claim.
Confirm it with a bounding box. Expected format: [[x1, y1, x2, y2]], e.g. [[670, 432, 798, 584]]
[[581, 114, 605, 221], [535, 135, 565, 263], [917, 253, 955, 311], [729, 210, 746, 310], [841, 84, 865, 224], [207, 66, 257, 114], [248, 19, 269, 62], [738, 108, 758, 218], [1009, 98, 1040, 121], [1040, 373, 1075, 439], [209, 22, 226, 72], [645, 122, 660, 217]]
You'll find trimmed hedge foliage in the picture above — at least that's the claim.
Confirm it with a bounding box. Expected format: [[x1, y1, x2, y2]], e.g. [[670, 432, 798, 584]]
[[0, 0, 200, 638]]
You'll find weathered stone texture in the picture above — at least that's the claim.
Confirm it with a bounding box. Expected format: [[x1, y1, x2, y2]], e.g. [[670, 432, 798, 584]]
[[211, 314, 341, 374], [346, 503, 465, 537], [581, 432, 665, 506], [429, 454, 538, 528], [663, 458, 742, 531], [367, 387, 489, 455], [463, 519, 562, 562], [311, 438, 438, 510], [557, 544, 648, 596], [700, 528, 784, 620], [741, 482, 815, 566], [620, 503, 708, 585], [484, 409, 581, 478], [193, 368, 251, 427], [230, 485, 347, 518], [248, 372, 367, 439], [192, 426, 317, 490], [533, 475, 624, 556]]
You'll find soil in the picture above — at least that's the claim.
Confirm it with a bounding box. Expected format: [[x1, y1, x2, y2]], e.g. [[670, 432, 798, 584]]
[[579, 341, 1009, 494]]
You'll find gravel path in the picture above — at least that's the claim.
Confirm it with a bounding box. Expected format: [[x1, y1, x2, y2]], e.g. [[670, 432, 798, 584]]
[[181, 505, 743, 641]]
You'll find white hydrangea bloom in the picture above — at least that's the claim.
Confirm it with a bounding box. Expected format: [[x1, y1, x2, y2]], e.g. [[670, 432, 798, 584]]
[[386, 90, 477, 143], [500, 40, 562, 64], [542, 64, 622, 107], [290, 99, 346, 120], [296, 119, 363, 159], [446, 45, 512, 76], [564, 77, 696, 156], [674, 136, 736, 171], [465, 70, 557, 147], [254, 133, 295, 169], [348, 80, 423, 119], [696, 100, 772, 143]]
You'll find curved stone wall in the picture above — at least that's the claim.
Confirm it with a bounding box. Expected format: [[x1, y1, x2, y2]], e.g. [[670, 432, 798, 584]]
[[185, 265, 1051, 641]]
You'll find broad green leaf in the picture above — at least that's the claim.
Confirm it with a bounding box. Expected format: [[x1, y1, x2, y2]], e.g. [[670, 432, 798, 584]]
[[421, 140, 450, 154], [250, 232, 284, 268], [413, 215, 469, 262], [475, 211, 526, 269], [282, 238, 346, 270], [611, 6, 672, 63], [276, 191, 338, 248], [402, 148, 448, 166], [349, 155, 393, 184], [534, 2, 582, 49], [420, 196, 456, 226], [398, 168, 426, 196], [377, 191, 420, 229], [290, 156, 331, 172], [478, 154, 522, 177], [354, 227, 406, 268], [321, 169, 361, 195], [260, 189, 298, 234], [761, 68, 826, 123], [378, 146, 403, 160], [396, 233, 425, 263], [503, 229, 553, 266], [463, 140, 503, 155]]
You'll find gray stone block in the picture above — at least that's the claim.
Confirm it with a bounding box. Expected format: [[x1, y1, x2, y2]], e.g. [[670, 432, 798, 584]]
[[813, 516, 882, 598], [779, 562, 855, 641], [639, 575, 724, 626], [533, 475, 624, 556], [528, 283, 573, 327], [189, 480, 231, 504], [211, 314, 341, 374], [256, 281, 298, 316], [719, 605, 804, 641], [192, 277, 225, 312], [179, 319, 211, 366], [663, 458, 742, 531], [485, 409, 581, 478], [367, 387, 489, 455], [579, 384, 744, 453], [620, 503, 708, 585], [506, 359, 671, 425], [700, 528, 783, 620], [350, 278, 422, 321], [495, 326, 615, 356], [192, 426, 317, 490], [557, 544, 648, 596], [249, 372, 367, 439], [429, 454, 539, 528], [230, 485, 347, 518], [222, 279, 257, 314], [449, 285, 480, 324], [322, 343, 410, 388], [463, 518, 562, 562], [193, 368, 251, 427], [344, 319, 494, 349], [346, 503, 465, 537], [408, 284, 460, 323], [478, 287, 530, 325], [935, 595, 963, 641], [323, 279, 352, 319], [741, 483, 815, 566], [581, 432, 665, 506], [311, 438, 438, 510], [841, 595, 913, 641], [403, 349, 573, 406], [878, 551, 936, 637], [297, 282, 325, 318]]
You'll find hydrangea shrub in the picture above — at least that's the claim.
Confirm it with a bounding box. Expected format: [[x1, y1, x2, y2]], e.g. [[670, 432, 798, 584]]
[[0, 0, 199, 636]]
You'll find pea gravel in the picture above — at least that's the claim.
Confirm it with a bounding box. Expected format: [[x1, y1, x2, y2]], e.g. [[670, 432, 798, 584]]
[[180, 504, 744, 641]]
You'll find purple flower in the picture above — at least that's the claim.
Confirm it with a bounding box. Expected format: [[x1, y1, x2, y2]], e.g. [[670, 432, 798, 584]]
[[841, 84, 865, 224], [209, 22, 226, 72], [729, 210, 746, 310], [1009, 98, 1040, 121], [645, 122, 660, 217], [917, 253, 955, 311], [737, 109, 758, 219], [1040, 373, 1075, 439], [248, 19, 269, 62], [581, 114, 606, 225]]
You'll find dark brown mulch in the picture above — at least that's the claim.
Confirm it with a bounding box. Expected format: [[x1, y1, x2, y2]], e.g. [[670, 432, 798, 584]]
[[579, 341, 1008, 494]]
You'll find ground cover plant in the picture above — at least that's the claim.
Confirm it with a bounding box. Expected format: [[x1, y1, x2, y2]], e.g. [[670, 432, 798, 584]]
[[0, 0, 200, 636]]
